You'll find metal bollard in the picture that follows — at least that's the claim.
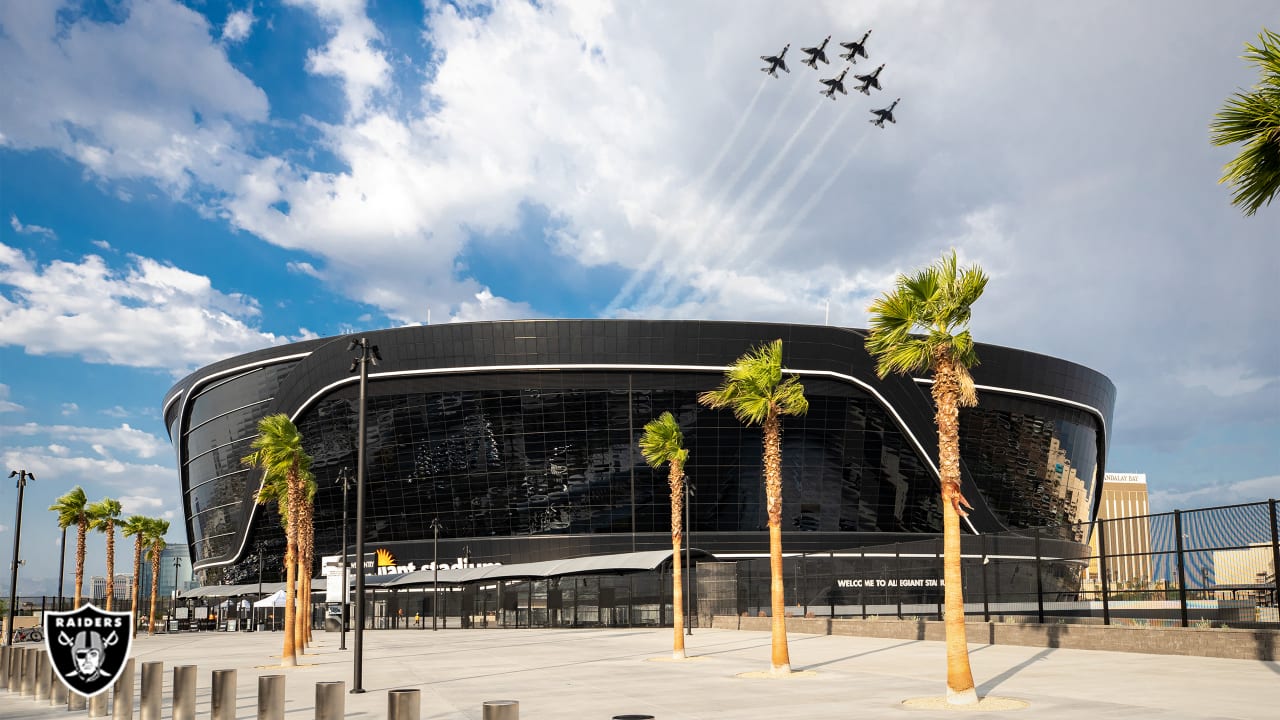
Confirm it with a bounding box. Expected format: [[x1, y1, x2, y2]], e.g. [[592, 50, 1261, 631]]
[[315, 681, 346, 720], [0, 645, 8, 690], [387, 689, 420, 720], [257, 675, 285, 720], [114, 658, 135, 719], [69, 690, 87, 711], [21, 647, 37, 696], [612, 716, 655, 719], [89, 689, 110, 717], [140, 661, 164, 720], [35, 650, 51, 699], [211, 669, 236, 720], [482, 699, 519, 720], [173, 665, 197, 720], [51, 673, 68, 706], [4, 646, 15, 693]]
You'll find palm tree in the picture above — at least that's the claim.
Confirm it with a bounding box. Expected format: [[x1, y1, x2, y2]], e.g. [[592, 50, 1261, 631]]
[[49, 487, 91, 607], [121, 515, 150, 637], [640, 411, 690, 659], [865, 249, 988, 705], [699, 339, 808, 674], [145, 518, 170, 635], [242, 413, 314, 667], [296, 477, 317, 648], [87, 498, 123, 610], [1211, 28, 1280, 216]]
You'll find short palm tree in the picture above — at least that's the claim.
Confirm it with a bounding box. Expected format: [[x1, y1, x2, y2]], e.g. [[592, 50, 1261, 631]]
[[640, 411, 690, 659], [242, 413, 314, 667], [121, 515, 150, 637], [49, 487, 91, 607], [699, 339, 808, 674], [866, 249, 988, 705], [87, 498, 123, 610], [145, 518, 171, 635], [1211, 28, 1280, 215]]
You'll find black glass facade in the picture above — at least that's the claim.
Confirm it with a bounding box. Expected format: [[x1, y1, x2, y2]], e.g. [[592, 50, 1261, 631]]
[[163, 320, 1114, 586]]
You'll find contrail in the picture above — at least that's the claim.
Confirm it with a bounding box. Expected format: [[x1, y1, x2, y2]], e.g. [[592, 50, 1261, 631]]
[[772, 131, 871, 249]]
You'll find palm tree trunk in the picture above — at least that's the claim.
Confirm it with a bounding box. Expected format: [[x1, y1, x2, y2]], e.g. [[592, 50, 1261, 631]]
[[933, 356, 977, 704], [74, 516, 88, 607], [131, 539, 142, 638], [281, 465, 301, 667], [104, 522, 115, 611], [670, 459, 685, 659], [148, 544, 160, 634], [763, 413, 790, 674]]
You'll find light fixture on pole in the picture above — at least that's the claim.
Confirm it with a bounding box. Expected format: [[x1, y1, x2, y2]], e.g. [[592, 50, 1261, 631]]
[[348, 336, 380, 694], [337, 466, 353, 650], [5, 469, 34, 647], [430, 517, 441, 631]]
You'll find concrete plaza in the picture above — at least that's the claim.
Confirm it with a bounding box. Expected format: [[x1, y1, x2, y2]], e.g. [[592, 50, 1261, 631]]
[[2, 626, 1277, 719]]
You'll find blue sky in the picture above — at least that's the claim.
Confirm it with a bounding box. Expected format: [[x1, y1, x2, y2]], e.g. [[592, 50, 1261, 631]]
[[1, 0, 1277, 595]]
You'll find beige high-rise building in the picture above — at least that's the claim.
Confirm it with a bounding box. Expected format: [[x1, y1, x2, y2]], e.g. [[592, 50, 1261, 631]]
[[1085, 473, 1153, 589]]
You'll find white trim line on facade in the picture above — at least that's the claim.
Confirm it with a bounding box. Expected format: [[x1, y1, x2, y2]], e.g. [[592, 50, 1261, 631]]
[[200, 361, 967, 571], [911, 378, 1109, 444]]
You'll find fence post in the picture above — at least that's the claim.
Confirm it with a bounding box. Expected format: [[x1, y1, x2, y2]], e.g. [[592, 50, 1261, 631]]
[[1174, 510, 1189, 628], [211, 669, 236, 720], [1269, 499, 1279, 615], [935, 537, 943, 621], [828, 552, 836, 618], [388, 688, 421, 720], [113, 658, 134, 718], [1098, 519, 1111, 626], [315, 681, 346, 720], [894, 544, 902, 619], [140, 661, 163, 720], [980, 534, 990, 623], [1034, 528, 1045, 624], [173, 664, 197, 720], [257, 675, 284, 720], [860, 551, 867, 619]]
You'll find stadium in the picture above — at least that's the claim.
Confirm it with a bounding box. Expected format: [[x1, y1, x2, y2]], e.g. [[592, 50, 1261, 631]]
[[165, 319, 1114, 624]]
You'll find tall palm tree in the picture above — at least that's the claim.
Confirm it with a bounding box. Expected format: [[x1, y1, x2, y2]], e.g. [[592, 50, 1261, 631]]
[[296, 477, 317, 648], [865, 249, 988, 705], [87, 498, 123, 610], [242, 413, 314, 667], [699, 339, 808, 674], [49, 487, 91, 607], [1211, 28, 1280, 216], [145, 518, 170, 635], [640, 411, 690, 659], [121, 515, 150, 637]]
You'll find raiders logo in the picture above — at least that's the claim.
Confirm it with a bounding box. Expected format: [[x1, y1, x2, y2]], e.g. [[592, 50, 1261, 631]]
[[42, 604, 133, 698]]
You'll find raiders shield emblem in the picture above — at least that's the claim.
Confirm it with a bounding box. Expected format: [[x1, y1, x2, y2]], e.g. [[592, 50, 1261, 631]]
[[43, 604, 133, 698]]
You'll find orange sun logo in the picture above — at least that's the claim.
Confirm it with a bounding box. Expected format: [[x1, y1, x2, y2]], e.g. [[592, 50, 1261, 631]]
[[375, 548, 396, 567]]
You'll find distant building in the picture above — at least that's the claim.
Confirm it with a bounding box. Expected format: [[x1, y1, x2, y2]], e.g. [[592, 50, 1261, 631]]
[[1086, 473, 1153, 588], [90, 574, 134, 601], [1213, 544, 1276, 588], [135, 546, 194, 600]]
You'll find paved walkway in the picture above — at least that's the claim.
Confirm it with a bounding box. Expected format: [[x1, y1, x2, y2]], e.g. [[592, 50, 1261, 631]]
[[2, 626, 1277, 718]]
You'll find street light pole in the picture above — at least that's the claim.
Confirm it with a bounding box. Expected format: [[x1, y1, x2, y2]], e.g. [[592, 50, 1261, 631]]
[[57, 526, 67, 610], [337, 466, 352, 650], [257, 545, 264, 630], [685, 481, 693, 636], [348, 337, 380, 694], [430, 517, 441, 631], [5, 469, 34, 647], [171, 555, 182, 627]]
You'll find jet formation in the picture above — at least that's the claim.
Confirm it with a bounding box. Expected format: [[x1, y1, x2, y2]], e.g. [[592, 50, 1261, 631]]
[[760, 28, 901, 128]]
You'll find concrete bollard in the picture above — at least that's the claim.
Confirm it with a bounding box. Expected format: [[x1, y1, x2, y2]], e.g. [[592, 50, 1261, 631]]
[[257, 675, 285, 720], [211, 669, 236, 720], [482, 699, 520, 720], [89, 689, 110, 717], [113, 658, 135, 719], [69, 690, 87, 711], [21, 646, 37, 696], [387, 689, 421, 720], [51, 674, 68, 706], [315, 681, 346, 720], [36, 650, 52, 699], [173, 665, 197, 720], [140, 661, 164, 720]]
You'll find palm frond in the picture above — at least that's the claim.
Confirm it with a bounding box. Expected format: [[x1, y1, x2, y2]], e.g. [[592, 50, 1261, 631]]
[[48, 486, 88, 529], [699, 339, 808, 426], [1211, 28, 1280, 216], [640, 412, 687, 468]]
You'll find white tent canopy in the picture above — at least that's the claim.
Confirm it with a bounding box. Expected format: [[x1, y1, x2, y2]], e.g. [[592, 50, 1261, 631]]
[[252, 588, 287, 608]]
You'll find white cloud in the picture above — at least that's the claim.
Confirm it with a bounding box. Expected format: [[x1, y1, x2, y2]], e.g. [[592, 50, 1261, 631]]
[[1150, 475, 1280, 513], [0, 241, 304, 374], [60, 403, 80, 416], [451, 288, 537, 323], [284, 0, 391, 119], [221, 8, 256, 43], [286, 260, 324, 279], [9, 214, 56, 240], [91, 240, 112, 251], [2, 422, 168, 459], [101, 406, 131, 419], [0, 383, 22, 413]]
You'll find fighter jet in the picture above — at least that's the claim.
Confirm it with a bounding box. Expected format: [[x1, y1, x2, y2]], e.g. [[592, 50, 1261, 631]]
[[760, 44, 790, 77], [854, 64, 885, 94], [840, 30, 872, 63], [800, 36, 831, 69], [819, 68, 849, 99], [870, 98, 899, 127]]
